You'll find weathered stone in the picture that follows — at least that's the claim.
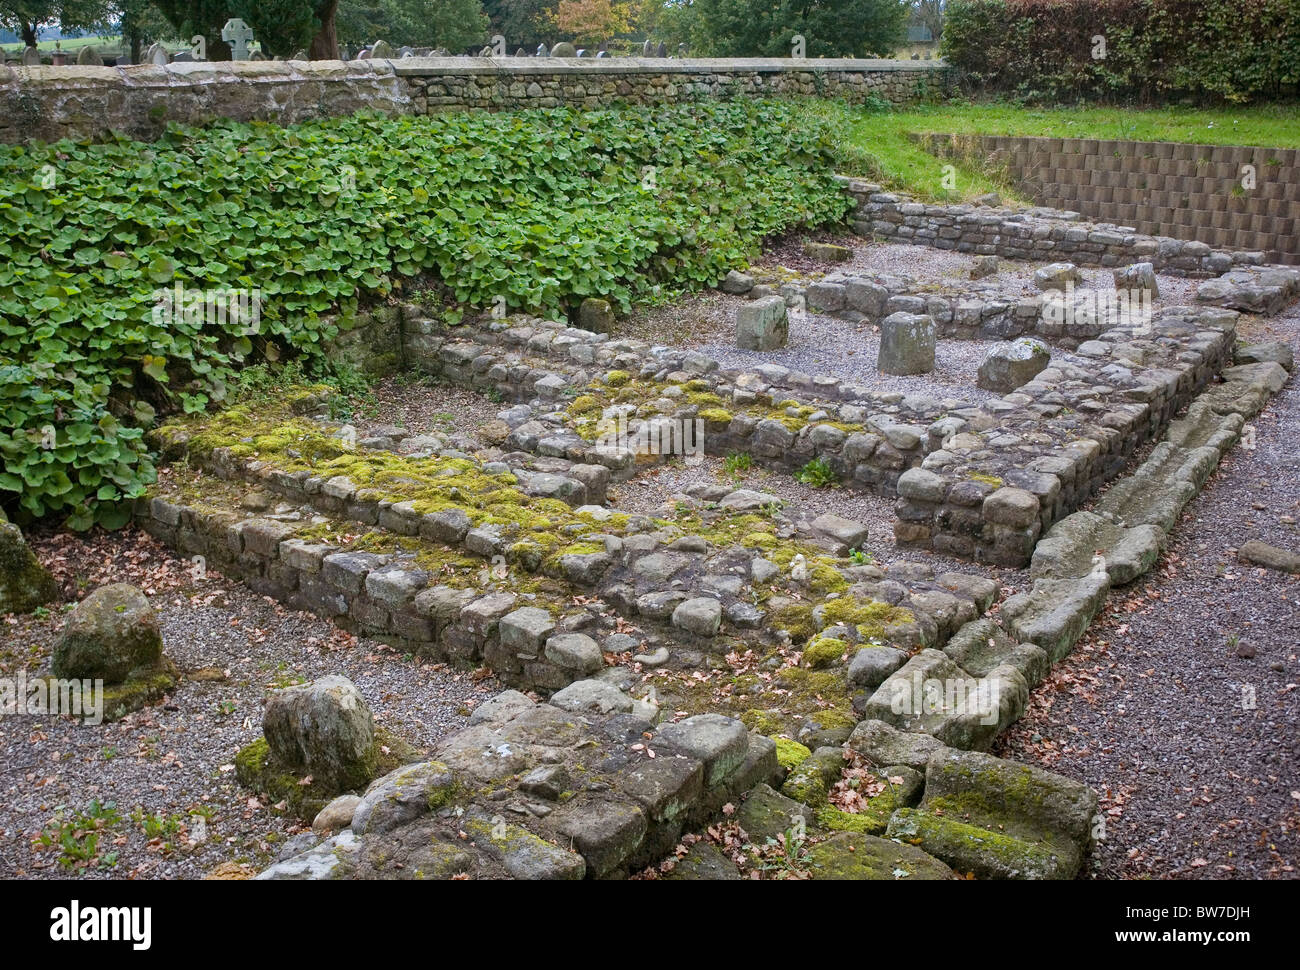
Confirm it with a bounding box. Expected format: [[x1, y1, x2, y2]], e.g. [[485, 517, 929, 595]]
[[544, 632, 603, 672], [877, 312, 935, 376], [806, 832, 954, 880], [52, 583, 163, 682], [671, 596, 722, 636], [1238, 540, 1300, 574], [720, 269, 754, 294], [550, 679, 634, 715], [0, 521, 59, 616], [262, 675, 376, 790], [653, 714, 749, 786], [312, 794, 362, 834], [577, 297, 614, 333], [736, 295, 789, 351], [1113, 261, 1158, 297], [1033, 262, 1081, 291], [976, 338, 1050, 393]]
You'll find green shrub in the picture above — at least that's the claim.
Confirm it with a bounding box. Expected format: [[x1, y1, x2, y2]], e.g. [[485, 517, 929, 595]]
[[0, 101, 850, 526], [944, 0, 1300, 104]]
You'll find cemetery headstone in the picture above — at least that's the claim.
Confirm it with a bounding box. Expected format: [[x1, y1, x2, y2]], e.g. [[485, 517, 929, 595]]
[[576, 49, 586, 57], [249, 50, 266, 60], [0, 47, 6, 66], [370, 39, 394, 58], [75, 45, 100, 66], [656, 42, 667, 57], [399, 46, 414, 57], [515, 48, 526, 57], [678, 44, 689, 57], [147, 45, 169, 66], [551, 42, 576, 57], [536, 43, 548, 57], [21, 46, 41, 65], [642, 39, 653, 56], [172, 50, 193, 62], [291, 49, 308, 61], [596, 50, 608, 58], [222, 18, 255, 61], [358, 48, 372, 59]]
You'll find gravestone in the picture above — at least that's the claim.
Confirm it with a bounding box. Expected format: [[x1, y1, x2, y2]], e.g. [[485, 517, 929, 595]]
[[642, 39, 653, 56], [116, 52, 133, 65], [678, 44, 689, 57], [576, 49, 586, 57], [596, 50, 608, 58], [370, 39, 394, 58], [551, 42, 576, 57], [222, 18, 255, 61], [515, 48, 526, 57], [399, 46, 414, 57], [249, 50, 266, 60], [358, 48, 371, 59], [0, 47, 6, 66], [147, 44, 169, 66], [736, 296, 789, 351], [536, 43, 548, 56], [21, 46, 41, 66], [877, 312, 936, 375], [75, 45, 100, 65], [291, 49, 308, 61], [656, 42, 667, 57], [172, 50, 193, 62]]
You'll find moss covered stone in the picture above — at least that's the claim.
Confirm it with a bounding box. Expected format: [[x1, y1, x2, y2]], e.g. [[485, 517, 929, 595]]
[[0, 522, 58, 616], [52, 583, 163, 682]]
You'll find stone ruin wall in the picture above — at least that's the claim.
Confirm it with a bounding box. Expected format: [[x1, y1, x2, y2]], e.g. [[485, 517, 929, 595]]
[[0, 57, 948, 145]]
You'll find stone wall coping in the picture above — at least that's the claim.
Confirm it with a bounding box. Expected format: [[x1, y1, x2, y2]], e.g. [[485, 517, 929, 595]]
[[2, 56, 946, 89]]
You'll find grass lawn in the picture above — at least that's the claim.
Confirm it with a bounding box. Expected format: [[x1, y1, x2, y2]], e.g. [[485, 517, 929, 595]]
[[1, 35, 122, 54], [817, 99, 1300, 203]]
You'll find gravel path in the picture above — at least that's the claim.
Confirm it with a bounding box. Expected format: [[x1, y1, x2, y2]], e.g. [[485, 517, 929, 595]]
[[994, 304, 1300, 880], [0, 528, 502, 879]]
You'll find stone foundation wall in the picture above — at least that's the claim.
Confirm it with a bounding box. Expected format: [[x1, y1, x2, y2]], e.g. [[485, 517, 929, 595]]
[[843, 179, 1267, 277], [0, 57, 947, 145]]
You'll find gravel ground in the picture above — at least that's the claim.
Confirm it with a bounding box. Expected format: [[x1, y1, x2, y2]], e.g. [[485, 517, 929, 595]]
[[621, 233, 1205, 402], [994, 303, 1300, 880], [690, 313, 1005, 405], [0, 527, 502, 879], [352, 373, 504, 450]]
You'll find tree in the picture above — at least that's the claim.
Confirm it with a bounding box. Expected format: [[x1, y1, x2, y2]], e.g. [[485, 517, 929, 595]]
[[680, 0, 908, 58], [913, 0, 943, 42], [481, 0, 550, 50], [116, 0, 175, 61], [549, 0, 631, 44], [338, 0, 487, 51], [0, 0, 110, 47], [152, 0, 340, 59]]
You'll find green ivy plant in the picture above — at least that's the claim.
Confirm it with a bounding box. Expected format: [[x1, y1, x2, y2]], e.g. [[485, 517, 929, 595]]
[[0, 101, 850, 527]]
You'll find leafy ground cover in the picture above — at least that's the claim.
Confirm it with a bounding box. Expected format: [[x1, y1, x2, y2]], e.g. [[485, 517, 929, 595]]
[[0, 100, 848, 527]]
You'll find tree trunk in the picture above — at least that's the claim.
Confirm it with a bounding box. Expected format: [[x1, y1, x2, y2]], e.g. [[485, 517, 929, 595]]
[[22, 22, 37, 48], [309, 0, 340, 60]]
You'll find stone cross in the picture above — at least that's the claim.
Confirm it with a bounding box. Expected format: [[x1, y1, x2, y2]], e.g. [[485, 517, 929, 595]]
[[221, 19, 255, 60], [21, 46, 41, 66]]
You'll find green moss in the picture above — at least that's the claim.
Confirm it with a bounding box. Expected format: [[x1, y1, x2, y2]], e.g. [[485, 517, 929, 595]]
[[773, 737, 812, 770], [803, 635, 848, 669], [686, 391, 727, 408], [967, 472, 1004, 488], [741, 708, 785, 734], [697, 408, 734, 426], [604, 370, 632, 387], [768, 603, 816, 642], [818, 598, 915, 640]]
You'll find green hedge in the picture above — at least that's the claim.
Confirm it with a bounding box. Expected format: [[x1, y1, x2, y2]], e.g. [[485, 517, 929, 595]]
[[943, 0, 1300, 103], [0, 101, 851, 528]]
